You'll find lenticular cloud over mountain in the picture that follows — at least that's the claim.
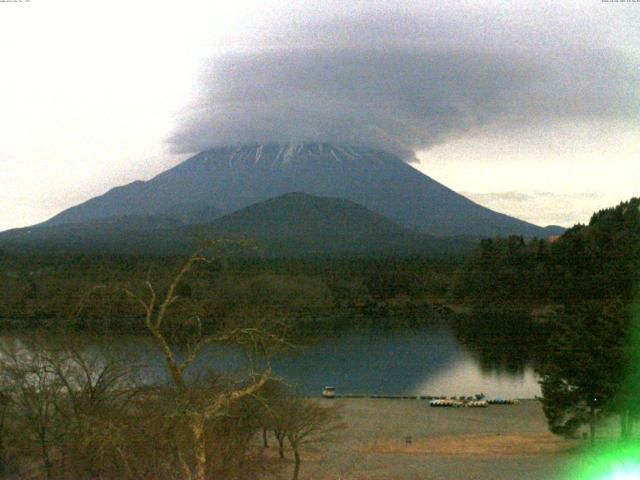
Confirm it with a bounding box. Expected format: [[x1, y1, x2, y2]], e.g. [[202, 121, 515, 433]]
[[168, 1, 640, 158]]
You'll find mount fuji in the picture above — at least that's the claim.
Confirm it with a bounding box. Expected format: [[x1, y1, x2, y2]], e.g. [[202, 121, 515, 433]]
[[40, 143, 561, 238]]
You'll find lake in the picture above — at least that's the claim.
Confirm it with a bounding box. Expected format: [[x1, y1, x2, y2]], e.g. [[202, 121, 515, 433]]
[[4, 322, 541, 398], [255, 324, 542, 398]]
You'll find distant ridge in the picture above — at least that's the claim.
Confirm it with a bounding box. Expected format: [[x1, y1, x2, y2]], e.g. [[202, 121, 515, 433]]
[[40, 143, 562, 238], [0, 193, 478, 257]]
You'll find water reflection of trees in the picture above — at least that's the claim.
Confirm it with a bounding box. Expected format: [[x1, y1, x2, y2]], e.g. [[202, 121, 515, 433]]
[[452, 310, 550, 377]]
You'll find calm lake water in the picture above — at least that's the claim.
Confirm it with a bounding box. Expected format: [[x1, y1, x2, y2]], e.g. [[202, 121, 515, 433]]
[[5, 323, 542, 399], [261, 324, 541, 398]]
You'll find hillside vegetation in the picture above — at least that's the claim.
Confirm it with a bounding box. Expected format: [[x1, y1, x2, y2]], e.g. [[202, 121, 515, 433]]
[[453, 197, 640, 308], [0, 253, 459, 331]]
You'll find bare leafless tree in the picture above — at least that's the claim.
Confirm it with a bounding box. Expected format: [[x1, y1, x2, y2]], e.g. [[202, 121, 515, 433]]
[[0, 336, 141, 479], [284, 397, 342, 480], [260, 393, 342, 480], [1, 340, 63, 480], [49, 344, 141, 478], [0, 390, 10, 475], [120, 240, 286, 480]]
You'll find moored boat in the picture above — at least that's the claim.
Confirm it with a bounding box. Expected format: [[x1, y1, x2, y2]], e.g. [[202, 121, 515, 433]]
[[322, 386, 336, 398]]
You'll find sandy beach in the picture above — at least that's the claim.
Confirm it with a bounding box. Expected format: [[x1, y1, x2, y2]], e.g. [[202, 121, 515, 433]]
[[270, 398, 579, 480]]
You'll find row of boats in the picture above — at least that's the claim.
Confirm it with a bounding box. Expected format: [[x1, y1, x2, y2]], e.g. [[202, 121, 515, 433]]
[[322, 387, 519, 406], [428, 398, 519, 407]]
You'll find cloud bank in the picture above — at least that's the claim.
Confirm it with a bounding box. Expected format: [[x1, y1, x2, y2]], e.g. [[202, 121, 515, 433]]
[[462, 191, 605, 227], [168, 1, 640, 158]]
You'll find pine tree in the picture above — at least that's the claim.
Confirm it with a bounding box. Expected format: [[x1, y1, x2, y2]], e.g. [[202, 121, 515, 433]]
[[539, 302, 627, 442]]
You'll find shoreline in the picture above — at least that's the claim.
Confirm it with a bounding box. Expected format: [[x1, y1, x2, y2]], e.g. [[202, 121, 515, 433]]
[[321, 394, 535, 400], [298, 397, 574, 479]]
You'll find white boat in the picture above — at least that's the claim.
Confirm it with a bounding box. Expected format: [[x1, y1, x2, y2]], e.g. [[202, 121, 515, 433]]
[[429, 399, 463, 407], [465, 400, 488, 408], [322, 386, 336, 398]]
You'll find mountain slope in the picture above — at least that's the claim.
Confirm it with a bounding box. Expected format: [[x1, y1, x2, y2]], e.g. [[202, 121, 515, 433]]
[[208, 192, 407, 238], [203, 192, 475, 257], [0, 193, 478, 257], [42, 143, 557, 237]]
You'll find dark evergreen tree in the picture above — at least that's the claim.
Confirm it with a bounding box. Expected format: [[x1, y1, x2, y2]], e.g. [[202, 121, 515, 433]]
[[611, 296, 640, 440], [538, 302, 627, 442]]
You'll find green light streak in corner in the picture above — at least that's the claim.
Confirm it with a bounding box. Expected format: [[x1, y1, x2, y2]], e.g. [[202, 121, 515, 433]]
[[561, 275, 640, 479], [561, 442, 640, 479]]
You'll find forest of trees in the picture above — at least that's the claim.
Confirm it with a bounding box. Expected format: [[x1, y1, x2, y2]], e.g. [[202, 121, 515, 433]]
[[0, 253, 459, 334], [454, 198, 640, 308], [456, 198, 640, 441]]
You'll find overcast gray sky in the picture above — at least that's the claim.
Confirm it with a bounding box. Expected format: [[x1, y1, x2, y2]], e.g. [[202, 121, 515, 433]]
[[1, 0, 638, 231]]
